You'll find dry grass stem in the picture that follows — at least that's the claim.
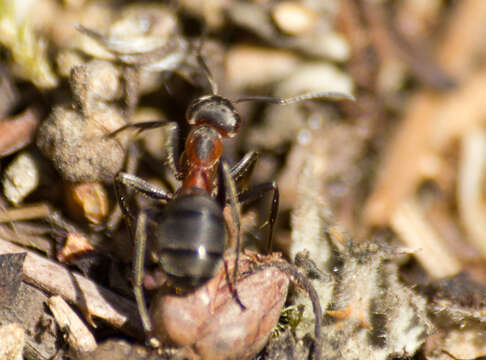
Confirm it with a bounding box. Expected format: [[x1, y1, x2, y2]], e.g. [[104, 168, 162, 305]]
[[457, 130, 486, 256], [0, 203, 52, 223], [391, 197, 461, 278]]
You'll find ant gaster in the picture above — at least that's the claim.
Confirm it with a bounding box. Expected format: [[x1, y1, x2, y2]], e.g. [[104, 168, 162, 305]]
[[112, 55, 354, 337]]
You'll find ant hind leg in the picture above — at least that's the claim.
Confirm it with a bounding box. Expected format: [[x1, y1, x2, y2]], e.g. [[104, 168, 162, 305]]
[[132, 209, 159, 347], [221, 161, 246, 310]]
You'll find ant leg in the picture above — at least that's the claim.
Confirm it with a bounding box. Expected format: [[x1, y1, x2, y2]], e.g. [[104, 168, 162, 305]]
[[114, 172, 173, 234], [109, 121, 182, 179], [229, 152, 278, 252], [238, 182, 279, 254], [253, 258, 322, 360], [132, 209, 153, 334], [230, 151, 259, 187], [114, 175, 171, 342], [115, 172, 173, 203], [161, 122, 182, 180], [106, 144, 141, 232], [221, 161, 246, 310], [109, 120, 175, 138]]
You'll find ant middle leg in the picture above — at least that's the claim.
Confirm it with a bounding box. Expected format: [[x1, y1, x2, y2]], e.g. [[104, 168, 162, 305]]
[[238, 181, 279, 254], [230, 151, 259, 188], [229, 151, 279, 253]]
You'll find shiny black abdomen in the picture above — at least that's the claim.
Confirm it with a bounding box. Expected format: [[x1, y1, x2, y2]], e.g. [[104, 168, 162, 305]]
[[151, 193, 226, 288]]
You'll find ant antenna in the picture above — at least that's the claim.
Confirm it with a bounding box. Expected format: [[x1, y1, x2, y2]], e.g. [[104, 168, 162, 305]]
[[193, 26, 219, 95], [196, 53, 218, 95], [234, 91, 355, 105]]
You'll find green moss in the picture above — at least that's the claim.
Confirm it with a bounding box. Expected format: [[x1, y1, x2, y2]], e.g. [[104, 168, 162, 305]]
[[0, 0, 58, 88], [272, 304, 305, 338]]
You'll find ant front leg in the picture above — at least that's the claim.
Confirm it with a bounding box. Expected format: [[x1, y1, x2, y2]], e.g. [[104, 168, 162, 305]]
[[110, 120, 182, 180], [238, 181, 279, 254], [159, 122, 182, 180]]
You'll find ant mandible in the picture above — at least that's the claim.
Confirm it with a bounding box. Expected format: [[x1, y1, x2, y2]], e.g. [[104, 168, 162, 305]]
[[111, 53, 353, 338]]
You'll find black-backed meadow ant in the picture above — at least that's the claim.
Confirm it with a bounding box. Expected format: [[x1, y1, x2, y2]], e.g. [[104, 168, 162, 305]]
[[111, 52, 353, 340]]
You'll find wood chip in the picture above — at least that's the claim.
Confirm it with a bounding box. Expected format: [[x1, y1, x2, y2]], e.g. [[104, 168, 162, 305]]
[[0, 238, 143, 338], [48, 295, 97, 354], [0, 108, 39, 158]]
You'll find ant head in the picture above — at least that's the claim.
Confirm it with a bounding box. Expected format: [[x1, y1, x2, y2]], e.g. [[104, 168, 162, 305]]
[[186, 95, 241, 138]]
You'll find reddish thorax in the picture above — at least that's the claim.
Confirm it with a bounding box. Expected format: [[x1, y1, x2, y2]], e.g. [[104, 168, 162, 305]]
[[180, 125, 223, 195]]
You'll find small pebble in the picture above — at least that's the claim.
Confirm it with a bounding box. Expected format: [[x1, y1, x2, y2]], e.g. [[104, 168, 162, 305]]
[[272, 2, 319, 36], [65, 182, 109, 224], [226, 45, 299, 90], [3, 151, 40, 205], [0, 323, 24, 360]]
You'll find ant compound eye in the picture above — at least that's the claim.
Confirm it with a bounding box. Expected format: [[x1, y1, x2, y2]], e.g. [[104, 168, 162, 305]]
[[186, 95, 241, 138]]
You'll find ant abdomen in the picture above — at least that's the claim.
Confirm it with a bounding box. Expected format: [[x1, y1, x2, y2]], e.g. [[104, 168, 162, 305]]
[[150, 193, 226, 288]]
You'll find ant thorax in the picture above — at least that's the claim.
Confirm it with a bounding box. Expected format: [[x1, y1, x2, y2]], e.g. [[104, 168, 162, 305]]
[[180, 126, 223, 195]]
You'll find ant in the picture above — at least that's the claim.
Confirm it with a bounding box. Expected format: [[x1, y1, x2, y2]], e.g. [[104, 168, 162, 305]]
[[111, 53, 353, 338]]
